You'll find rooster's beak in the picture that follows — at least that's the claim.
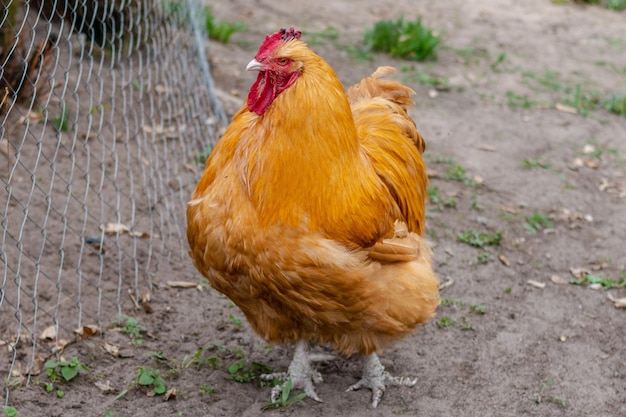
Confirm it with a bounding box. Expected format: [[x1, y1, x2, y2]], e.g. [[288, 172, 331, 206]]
[[246, 59, 265, 72]]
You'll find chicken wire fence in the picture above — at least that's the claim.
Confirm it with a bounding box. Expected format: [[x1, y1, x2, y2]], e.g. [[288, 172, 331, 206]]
[[0, 0, 225, 402]]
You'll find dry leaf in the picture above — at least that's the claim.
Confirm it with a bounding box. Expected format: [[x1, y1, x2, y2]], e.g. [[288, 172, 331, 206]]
[[473, 175, 484, 185], [95, 380, 115, 394], [527, 280, 546, 289], [103, 342, 120, 357], [498, 255, 510, 267], [40, 325, 57, 340], [555, 103, 577, 114], [475, 144, 497, 152], [166, 280, 200, 288], [582, 144, 596, 154], [500, 205, 519, 214], [570, 267, 591, 279], [550, 275, 568, 285], [608, 293, 626, 308], [585, 159, 600, 169], [164, 387, 177, 401], [101, 223, 130, 234], [74, 325, 101, 338]]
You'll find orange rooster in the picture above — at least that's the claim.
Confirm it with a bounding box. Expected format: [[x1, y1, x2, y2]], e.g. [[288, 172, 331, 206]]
[[187, 27, 439, 408]]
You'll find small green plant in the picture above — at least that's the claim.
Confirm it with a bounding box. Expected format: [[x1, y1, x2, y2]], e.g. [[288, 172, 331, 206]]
[[470, 304, 487, 314], [506, 91, 535, 109], [524, 213, 554, 234], [470, 193, 482, 211], [200, 384, 215, 394], [53, 102, 69, 132], [603, 93, 626, 116], [204, 7, 246, 43], [521, 157, 553, 170], [2, 406, 17, 417], [440, 298, 466, 308], [443, 198, 457, 208], [45, 357, 89, 383], [365, 16, 440, 61], [228, 359, 272, 383], [569, 273, 626, 289], [135, 367, 167, 395], [533, 378, 566, 408], [608, 0, 626, 10], [445, 164, 466, 181], [476, 252, 494, 264], [118, 316, 145, 346], [427, 185, 441, 204], [457, 230, 502, 248], [228, 314, 243, 328], [261, 379, 307, 411], [436, 317, 455, 328]]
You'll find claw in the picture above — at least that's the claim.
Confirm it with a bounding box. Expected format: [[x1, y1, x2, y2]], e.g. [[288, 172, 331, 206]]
[[261, 340, 324, 403], [347, 353, 417, 408]]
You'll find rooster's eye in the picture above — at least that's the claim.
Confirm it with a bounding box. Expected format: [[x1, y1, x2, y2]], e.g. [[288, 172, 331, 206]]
[[277, 58, 288, 65]]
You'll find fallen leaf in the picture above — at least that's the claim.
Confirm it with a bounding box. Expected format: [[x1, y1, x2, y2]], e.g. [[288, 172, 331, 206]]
[[40, 325, 57, 340], [74, 325, 101, 338], [550, 275, 568, 285], [608, 293, 626, 308], [95, 380, 115, 394], [498, 255, 510, 267], [101, 223, 130, 234], [475, 144, 497, 152], [527, 280, 546, 289], [500, 205, 519, 214], [555, 103, 577, 114], [585, 159, 600, 169], [164, 387, 177, 401], [103, 342, 120, 357], [570, 267, 591, 279], [582, 144, 596, 154]]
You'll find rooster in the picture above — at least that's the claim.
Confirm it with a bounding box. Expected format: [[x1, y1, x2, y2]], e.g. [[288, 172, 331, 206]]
[[187, 27, 439, 408]]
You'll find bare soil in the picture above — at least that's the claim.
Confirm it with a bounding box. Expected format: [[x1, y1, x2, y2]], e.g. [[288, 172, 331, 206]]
[[6, 0, 626, 416]]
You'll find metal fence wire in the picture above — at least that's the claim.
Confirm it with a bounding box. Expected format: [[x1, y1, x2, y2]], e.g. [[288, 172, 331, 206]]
[[0, 0, 225, 401]]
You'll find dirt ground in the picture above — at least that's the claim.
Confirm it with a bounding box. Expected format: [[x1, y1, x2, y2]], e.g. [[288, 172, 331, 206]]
[[6, 0, 626, 416]]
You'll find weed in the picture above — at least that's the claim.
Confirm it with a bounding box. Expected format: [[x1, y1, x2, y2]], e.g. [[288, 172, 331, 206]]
[[2, 406, 17, 417], [365, 17, 440, 61], [533, 378, 566, 408], [491, 52, 507, 71], [457, 230, 502, 248], [228, 314, 243, 328], [45, 357, 89, 383], [506, 91, 535, 109], [135, 367, 167, 395], [118, 316, 145, 346], [228, 359, 272, 383], [427, 185, 441, 204], [104, 408, 118, 417], [53, 102, 69, 132], [608, 0, 626, 9], [445, 164, 466, 181], [200, 384, 215, 394], [261, 379, 307, 411], [524, 213, 554, 234], [470, 193, 482, 211], [443, 198, 457, 208], [204, 7, 246, 43], [505, 287, 512, 294], [569, 273, 626, 289], [603, 93, 626, 116], [436, 316, 455, 329], [476, 252, 494, 264], [521, 157, 552, 170], [440, 298, 466, 308], [470, 304, 487, 314]]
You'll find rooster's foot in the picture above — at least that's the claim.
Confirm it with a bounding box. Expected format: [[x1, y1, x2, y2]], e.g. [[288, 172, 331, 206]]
[[346, 353, 417, 408], [261, 340, 327, 403]]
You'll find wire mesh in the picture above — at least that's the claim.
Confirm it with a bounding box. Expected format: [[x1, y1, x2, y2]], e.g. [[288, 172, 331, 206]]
[[0, 0, 223, 401]]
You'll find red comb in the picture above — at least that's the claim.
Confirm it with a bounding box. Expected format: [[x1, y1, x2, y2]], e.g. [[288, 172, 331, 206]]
[[256, 27, 302, 59]]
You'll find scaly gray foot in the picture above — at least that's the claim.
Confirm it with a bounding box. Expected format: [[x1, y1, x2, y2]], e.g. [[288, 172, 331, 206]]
[[346, 353, 417, 408], [261, 340, 328, 403]]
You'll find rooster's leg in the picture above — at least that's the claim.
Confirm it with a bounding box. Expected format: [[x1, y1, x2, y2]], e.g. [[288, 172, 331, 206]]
[[261, 340, 330, 403], [346, 353, 417, 408]]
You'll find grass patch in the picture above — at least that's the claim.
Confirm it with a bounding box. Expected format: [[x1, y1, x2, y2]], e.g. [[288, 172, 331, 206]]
[[365, 16, 440, 61], [524, 213, 554, 234], [457, 229, 502, 248], [569, 273, 626, 289], [520, 156, 553, 170], [603, 93, 626, 116], [261, 379, 307, 411], [117, 315, 146, 346], [204, 7, 246, 43]]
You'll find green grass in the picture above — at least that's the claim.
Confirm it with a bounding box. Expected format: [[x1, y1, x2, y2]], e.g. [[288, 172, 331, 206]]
[[53, 102, 69, 132], [365, 16, 440, 61], [2, 407, 17, 417], [118, 316, 145, 346], [457, 229, 502, 248], [524, 213, 554, 234], [204, 7, 246, 43], [603, 93, 626, 116], [569, 273, 626, 289], [520, 156, 553, 170], [261, 379, 307, 411]]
